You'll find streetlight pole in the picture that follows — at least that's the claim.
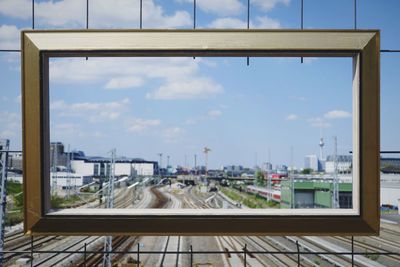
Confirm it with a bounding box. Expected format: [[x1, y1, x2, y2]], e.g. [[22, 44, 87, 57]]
[[157, 153, 163, 178]]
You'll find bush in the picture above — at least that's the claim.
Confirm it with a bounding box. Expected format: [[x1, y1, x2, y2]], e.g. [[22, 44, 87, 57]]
[[6, 180, 22, 194], [5, 212, 23, 226]]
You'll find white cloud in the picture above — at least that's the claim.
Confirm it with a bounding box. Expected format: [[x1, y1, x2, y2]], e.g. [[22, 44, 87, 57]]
[[162, 127, 185, 143], [126, 118, 161, 133], [178, 0, 244, 16], [208, 17, 246, 29], [0, 0, 30, 19], [0, 0, 191, 28], [208, 109, 222, 118], [308, 117, 331, 128], [324, 110, 351, 119], [255, 16, 281, 29], [50, 98, 130, 122], [50, 57, 223, 100], [0, 24, 21, 50], [147, 78, 223, 100], [252, 0, 290, 12], [105, 77, 143, 90], [209, 15, 280, 29], [286, 114, 298, 121]]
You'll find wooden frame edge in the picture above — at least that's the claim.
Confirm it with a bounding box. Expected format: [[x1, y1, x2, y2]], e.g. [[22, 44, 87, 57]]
[[21, 30, 380, 236]]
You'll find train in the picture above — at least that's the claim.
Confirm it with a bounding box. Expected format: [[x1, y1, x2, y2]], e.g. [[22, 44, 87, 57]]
[[246, 185, 281, 202]]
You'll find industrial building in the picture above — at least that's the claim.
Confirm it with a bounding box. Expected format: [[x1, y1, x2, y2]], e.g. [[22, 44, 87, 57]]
[[71, 156, 157, 177], [325, 155, 352, 173], [50, 172, 93, 189], [280, 179, 352, 209]]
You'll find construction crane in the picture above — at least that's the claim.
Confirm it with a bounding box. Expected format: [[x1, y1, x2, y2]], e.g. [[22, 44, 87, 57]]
[[102, 149, 116, 267], [203, 147, 211, 177]]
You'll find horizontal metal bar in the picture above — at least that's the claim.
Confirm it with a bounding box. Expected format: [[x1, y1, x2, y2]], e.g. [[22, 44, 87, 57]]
[[1, 49, 400, 53], [3, 250, 400, 256], [381, 49, 400, 53]]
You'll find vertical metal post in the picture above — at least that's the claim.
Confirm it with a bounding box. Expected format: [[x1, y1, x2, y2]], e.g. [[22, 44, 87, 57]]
[[300, 0, 304, 63], [193, 0, 196, 59], [246, 0, 250, 66], [32, 0, 35, 29], [354, 0, 357, 29], [0, 139, 10, 263], [296, 240, 300, 267], [30, 236, 34, 267], [351, 236, 354, 267], [137, 243, 140, 267], [193, 0, 196, 29], [102, 149, 116, 267], [84, 242, 87, 267], [86, 0, 89, 60], [243, 244, 247, 266], [140, 0, 143, 29], [190, 245, 193, 266]]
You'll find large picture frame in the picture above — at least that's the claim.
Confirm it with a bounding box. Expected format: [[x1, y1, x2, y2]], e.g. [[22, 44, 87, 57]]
[[22, 29, 380, 235]]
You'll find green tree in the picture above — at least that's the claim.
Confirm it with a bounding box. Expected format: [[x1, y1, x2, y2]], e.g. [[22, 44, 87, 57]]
[[255, 170, 265, 186], [301, 168, 313, 174]]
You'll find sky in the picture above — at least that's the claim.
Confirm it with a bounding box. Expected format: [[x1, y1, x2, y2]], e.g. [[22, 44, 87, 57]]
[[0, 0, 399, 169]]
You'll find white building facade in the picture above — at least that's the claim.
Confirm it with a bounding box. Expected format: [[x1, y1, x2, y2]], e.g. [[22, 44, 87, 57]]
[[325, 155, 352, 173], [71, 157, 157, 177], [304, 155, 318, 171]]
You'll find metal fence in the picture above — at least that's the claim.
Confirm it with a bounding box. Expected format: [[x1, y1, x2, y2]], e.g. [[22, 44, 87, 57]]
[[2, 235, 400, 267], [1, 0, 400, 266]]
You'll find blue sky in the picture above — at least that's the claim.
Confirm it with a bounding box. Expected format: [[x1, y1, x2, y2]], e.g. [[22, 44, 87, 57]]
[[0, 0, 399, 169]]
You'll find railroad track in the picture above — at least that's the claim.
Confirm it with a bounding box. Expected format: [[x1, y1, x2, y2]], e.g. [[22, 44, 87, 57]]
[[73, 186, 168, 266], [33, 236, 96, 266], [330, 236, 400, 265], [3, 236, 60, 263], [3, 186, 146, 266]]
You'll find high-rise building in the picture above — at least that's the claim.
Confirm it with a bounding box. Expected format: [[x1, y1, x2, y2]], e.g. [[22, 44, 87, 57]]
[[304, 155, 318, 171]]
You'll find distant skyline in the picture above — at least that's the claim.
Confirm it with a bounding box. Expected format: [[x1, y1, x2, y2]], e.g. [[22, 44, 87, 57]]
[[1, 0, 400, 169]]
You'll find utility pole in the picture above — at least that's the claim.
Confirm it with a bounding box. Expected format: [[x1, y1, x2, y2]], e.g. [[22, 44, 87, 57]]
[[167, 155, 170, 175], [333, 136, 340, 208], [290, 146, 295, 208], [66, 144, 71, 198], [157, 153, 163, 177], [194, 154, 197, 175], [184, 154, 187, 170], [0, 139, 10, 263], [51, 144, 58, 196], [103, 148, 116, 267], [203, 147, 211, 177]]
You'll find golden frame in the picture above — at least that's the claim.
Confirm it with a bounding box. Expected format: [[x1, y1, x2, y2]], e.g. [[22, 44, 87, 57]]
[[22, 29, 380, 235]]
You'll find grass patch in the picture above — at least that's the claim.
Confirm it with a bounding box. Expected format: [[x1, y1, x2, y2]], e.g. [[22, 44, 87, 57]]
[[51, 194, 84, 208], [220, 187, 280, 209], [6, 180, 22, 195]]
